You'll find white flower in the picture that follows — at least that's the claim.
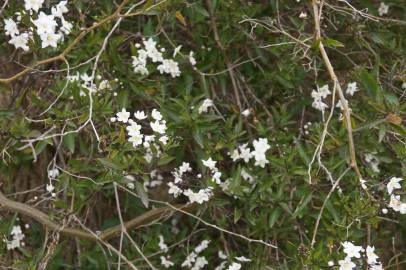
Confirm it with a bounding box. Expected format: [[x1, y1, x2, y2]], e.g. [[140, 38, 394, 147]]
[[252, 138, 270, 168], [389, 195, 402, 212], [338, 257, 356, 270], [239, 143, 252, 163], [227, 262, 242, 270], [6, 225, 25, 250], [48, 168, 59, 179], [168, 182, 182, 197], [151, 109, 163, 120], [144, 135, 155, 142], [60, 19, 73, 35], [312, 100, 328, 112], [378, 2, 389, 16], [126, 121, 142, 136], [218, 250, 228, 260], [39, 31, 61, 48], [132, 56, 148, 75], [158, 235, 168, 252], [311, 84, 331, 112], [230, 149, 240, 161], [346, 82, 359, 96], [189, 51, 197, 65], [183, 188, 213, 204], [160, 256, 174, 268], [299, 12, 307, 19], [202, 158, 217, 171], [33, 12, 57, 35], [134, 110, 147, 120], [4, 18, 19, 37], [194, 240, 210, 253], [212, 171, 222, 184], [241, 109, 251, 117], [24, 0, 45, 12], [157, 59, 181, 77], [46, 183, 55, 193], [11, 225, 22, 236], [128, 133, 143, 147], [192, 256, 208, 270], [9, 33, 29, 51], [235, 256, 251, 262], [159, 135, 169, 145], [336, 100, 347, 110], [387, 177, 402, 194], [51, 1, 68, 18], [198, 99, 213, 114], [402, 82, 406, 90], [366, 246, 379, 265], [116, 108, 130, 123], [342, 241, 362, 258], [179, 162, 192, 174], [182, 252, 197, 267], [150, 120, 167, 134]]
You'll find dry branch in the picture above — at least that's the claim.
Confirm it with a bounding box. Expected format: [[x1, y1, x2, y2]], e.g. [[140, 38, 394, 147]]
[[0, 190, 195, 241]]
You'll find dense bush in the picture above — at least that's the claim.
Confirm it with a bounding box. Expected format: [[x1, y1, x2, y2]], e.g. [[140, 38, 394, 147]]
[[0, 0, 405, 269]]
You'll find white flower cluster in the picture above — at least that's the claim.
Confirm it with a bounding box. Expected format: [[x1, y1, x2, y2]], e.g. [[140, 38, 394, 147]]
[[167, 162, 214, 204], [311, 84, 331, 112], [46, 168, 59, 197], [68, 73, 113, 96], [111, 108, 168, 163], [338, 242, 383, 270], [214, 252, 251, 270], [386, 177, 406, 214], [311, 82, 359, 116], [4, 1, 72, 51], [4, 225, 25, 250], [143, 169, 163, 191], [181, 240, 210, 270], [156, 236, 251, 270], [158, 235, 174, 268], [131, 38, 187, 78], [229, 138, 271, 168]]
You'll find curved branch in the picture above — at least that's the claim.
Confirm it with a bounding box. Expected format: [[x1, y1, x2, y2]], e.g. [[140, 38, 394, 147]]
[[0, 190, 195, 241]]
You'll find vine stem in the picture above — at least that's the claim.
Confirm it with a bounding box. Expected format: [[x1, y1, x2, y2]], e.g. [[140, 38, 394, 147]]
[[311, 0, 362, 180]]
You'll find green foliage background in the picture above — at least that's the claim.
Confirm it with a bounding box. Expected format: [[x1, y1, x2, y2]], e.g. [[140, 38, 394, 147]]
[[0, 0, 405, 269]]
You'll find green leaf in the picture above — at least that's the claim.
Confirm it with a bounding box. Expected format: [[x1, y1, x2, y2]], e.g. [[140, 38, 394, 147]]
[[63, 133, 76, 153], [323, 38, 345, 48], [269, 208, 282, 228], [97, 158, 124, 170]]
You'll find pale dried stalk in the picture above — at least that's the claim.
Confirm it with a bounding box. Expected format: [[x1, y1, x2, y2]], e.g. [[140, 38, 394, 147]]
[[311, 0, 362, 180]]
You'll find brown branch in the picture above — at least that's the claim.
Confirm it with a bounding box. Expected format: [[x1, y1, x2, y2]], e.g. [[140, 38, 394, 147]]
[[0, 0, 132, 85], [0, 190, 196, 241], [311, 0, 362, 179]]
